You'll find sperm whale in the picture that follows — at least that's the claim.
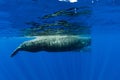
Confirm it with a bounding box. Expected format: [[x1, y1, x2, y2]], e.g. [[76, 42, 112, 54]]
[[10, 35, 91, 57]]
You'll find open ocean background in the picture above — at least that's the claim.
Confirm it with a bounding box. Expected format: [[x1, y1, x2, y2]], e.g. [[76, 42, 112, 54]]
[[0, 0, 120, 80]]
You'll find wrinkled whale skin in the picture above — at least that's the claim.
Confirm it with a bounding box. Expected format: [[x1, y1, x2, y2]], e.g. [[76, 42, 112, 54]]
[[11, 35, 91, 57]]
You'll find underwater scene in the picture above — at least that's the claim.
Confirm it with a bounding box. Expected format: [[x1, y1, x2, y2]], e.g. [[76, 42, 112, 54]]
[[0, 0, 120, 80]]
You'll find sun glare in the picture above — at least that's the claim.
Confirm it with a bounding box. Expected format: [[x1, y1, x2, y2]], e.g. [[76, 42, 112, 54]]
[[58, 0, 78, 3]]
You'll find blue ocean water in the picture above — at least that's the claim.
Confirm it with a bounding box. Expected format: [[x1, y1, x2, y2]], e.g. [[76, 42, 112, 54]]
[[0, 0, 120, 80]]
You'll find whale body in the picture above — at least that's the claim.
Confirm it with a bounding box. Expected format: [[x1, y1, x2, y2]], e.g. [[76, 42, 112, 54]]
[[11, 35, 91, 57]]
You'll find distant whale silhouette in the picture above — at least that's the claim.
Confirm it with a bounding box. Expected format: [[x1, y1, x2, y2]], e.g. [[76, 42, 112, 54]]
[[10, 35, 91, 57]]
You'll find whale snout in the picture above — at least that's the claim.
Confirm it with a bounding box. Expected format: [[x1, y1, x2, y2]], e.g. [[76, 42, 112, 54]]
[[86, 38, 91, 46], [81, 37, 91, 47]]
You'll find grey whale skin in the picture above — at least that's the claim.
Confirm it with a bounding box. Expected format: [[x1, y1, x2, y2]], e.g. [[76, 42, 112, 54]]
[[11, 35, 91, 57]]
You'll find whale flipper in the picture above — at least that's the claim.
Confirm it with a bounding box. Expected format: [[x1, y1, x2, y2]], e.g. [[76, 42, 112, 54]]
[[10, 48, 21, 57]]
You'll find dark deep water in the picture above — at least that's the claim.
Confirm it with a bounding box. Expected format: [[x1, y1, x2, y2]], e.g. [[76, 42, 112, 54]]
[[0, 0, 120, 80]]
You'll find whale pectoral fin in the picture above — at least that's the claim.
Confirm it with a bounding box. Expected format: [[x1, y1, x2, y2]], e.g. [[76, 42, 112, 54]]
[[10, 48, 20, 57]]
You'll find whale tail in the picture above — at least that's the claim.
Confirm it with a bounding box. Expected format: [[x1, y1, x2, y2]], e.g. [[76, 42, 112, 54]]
[[10, 48, 21, 57]]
